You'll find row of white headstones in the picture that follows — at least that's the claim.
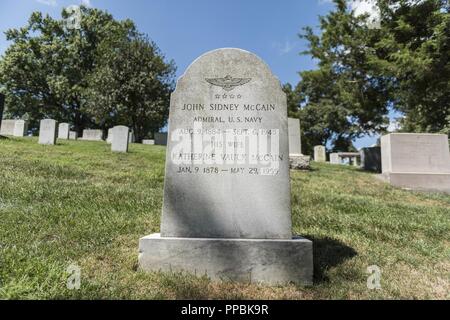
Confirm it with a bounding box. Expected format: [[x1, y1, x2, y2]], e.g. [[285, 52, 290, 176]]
[[37, 119, 152, 153]]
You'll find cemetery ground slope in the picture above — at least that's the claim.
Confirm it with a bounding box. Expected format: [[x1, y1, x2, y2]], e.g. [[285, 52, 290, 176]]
[[0, 137, 449, 299]]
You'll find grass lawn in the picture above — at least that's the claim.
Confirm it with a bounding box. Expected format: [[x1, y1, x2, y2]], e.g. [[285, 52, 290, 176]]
[[0, 136, 449, 299]]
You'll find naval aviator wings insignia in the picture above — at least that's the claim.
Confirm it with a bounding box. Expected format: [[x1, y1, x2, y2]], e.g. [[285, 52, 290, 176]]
[[205, 75, 252, 91]]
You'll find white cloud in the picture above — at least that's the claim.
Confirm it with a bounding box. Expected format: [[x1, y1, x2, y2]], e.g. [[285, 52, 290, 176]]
[[318, 0, 381, 28], [80, 0, 92, 7], [387, 119, 402, 133], [36, 0, 57, 6], [350, 0, 381, 28], [273, 40, 296, 55]]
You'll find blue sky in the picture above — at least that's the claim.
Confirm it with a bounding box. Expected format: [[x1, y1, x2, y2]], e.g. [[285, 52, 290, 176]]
[[0, 0, 382, 148]]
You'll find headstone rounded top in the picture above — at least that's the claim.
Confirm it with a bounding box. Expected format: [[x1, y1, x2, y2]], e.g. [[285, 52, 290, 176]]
[[175, 48, 283, 95], [113, 125, 129, 131]]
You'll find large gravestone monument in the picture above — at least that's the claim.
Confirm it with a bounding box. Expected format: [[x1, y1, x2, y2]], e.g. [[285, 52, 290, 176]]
[[380, 133, 450, 193], [39, 119, 57, 145], [111, 125, 129, 153], [139, 48, 313, 285], [314, 145, 326, 162], [58, 123, 70, 140]]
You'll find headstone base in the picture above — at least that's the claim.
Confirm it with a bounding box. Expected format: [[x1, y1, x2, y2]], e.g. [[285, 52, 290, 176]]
[[378, 172, 450, 193], [139, 233, 313, 285], [289, 154, 311, 170]]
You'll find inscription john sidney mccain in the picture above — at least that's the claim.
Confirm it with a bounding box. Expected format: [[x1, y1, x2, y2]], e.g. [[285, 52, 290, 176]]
[[160, 48, 291, 239]]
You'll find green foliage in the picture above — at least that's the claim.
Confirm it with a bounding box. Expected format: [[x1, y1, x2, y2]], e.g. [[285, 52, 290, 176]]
[[296, 0, 391, 155], [84, 33, 175, 141], [376, 0, 450, 134], [0, 6, 175, 139], [296, 0, 450, 154]]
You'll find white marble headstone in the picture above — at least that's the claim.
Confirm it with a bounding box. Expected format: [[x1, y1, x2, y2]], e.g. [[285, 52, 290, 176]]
[[106, 128, 113, 144], [161, 48, 291, 239], [314, 145, 326, 162], [69, 131, 78, 140], [111, 125, 129, 153], [128, 130, 135, 144], [81, 129, 103, 141], [39, 119, 57, 145], [0, 120, 16, 136], [58, 123, 70, 140], [142, 139, 155, 145], [330, 153, 340, 164], [13, 120, 27, 137], [288, 118, 301, 156]]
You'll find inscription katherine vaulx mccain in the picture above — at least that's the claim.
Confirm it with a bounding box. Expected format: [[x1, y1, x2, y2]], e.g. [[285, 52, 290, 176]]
[[205, 75, 251, 91]]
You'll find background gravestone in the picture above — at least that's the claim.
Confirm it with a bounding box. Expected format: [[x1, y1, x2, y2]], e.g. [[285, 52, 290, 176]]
[[139, 48, 312, 285], [0, 120, 17, 136], [288, 118, 301, 155], [111, 125, 129, 153], [154, 132, 167, 145], [288, 117, 310, 170], [13, 120, 27, 137], [142, 139, 155, 145], [330, 153, 340, 164], [314, 145, 326, 162], [0, 93, 4, 123], [128, 130, 135, 143], [58, 123, 70, 140], [81, 129, 103, 141], [38, 119, 57, 145], [360, 147, 381, 172], [69, 131, 78, 140], [380, 133, 450, 193], [106, 128, 113, 144]]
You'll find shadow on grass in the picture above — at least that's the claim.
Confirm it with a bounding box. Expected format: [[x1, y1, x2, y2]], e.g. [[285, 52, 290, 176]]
[[306, 236, 358, 283]]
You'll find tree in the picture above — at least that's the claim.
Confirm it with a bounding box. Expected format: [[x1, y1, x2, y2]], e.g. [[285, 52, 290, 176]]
[[0, 6, 175, 136], [297, 0, 392, 154], [84, 34, 175, 141], [376, 0, 450, 135], [296, 0, 450, 154]]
